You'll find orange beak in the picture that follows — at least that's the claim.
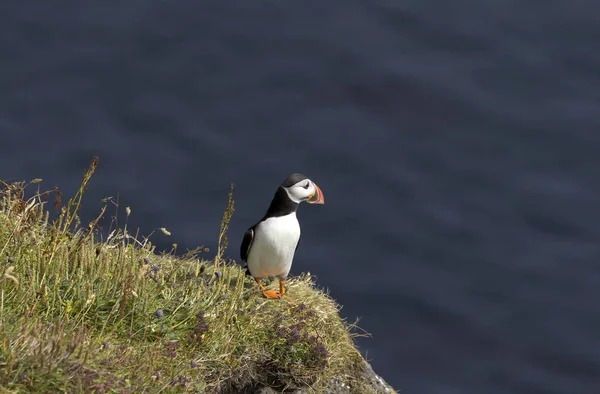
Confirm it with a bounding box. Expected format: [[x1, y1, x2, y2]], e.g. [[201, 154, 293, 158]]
[[307, 183, 324, 204]]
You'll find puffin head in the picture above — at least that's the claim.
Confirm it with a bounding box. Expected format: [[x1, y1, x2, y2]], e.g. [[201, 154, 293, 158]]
[[280, 173, 324, 205]]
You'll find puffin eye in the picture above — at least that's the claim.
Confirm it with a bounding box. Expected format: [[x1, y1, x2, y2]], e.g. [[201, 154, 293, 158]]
[[302, 182, 310, 189]]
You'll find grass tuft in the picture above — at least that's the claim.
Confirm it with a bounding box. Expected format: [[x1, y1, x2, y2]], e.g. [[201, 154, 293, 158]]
[[0, 160, 391, 393]]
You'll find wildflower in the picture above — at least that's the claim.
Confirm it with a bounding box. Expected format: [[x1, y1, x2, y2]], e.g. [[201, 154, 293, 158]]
[[290, 322, 306, 331], [172, 375, 191, 387], [152, 264, 159, 273], [155, 309, 164, 318], [189, 311, 209, 342], [163, 342, 180, 359], [190, 359, 198, 368], [286, 327, 302, 345], [313, 341, 329, 360], [214, 271, 222, 279], [143, 257, 151, 265]]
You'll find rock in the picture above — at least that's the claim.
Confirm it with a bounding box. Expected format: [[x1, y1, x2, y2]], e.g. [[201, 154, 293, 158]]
[[245, 361, 396, 394]]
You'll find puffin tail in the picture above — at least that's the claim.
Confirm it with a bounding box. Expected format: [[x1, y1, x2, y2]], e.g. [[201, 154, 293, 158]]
[[243, 263, 253, 277]]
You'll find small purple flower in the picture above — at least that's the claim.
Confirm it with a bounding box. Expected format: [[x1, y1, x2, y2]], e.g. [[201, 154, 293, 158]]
[[152, 264, 159, 272], [290, 322, 306, 331], [214, 271, 222, 279], [190, 359, 198, 368], [172, 375, 191, 387], [275, 326, 286, 338], [163, 342, 180, 359], [286, 328, 302, 345], [144, 257, 151, 265], [155, 309, 164, 318], [189, 311, 209, 342], [314, 342, 329, 359]]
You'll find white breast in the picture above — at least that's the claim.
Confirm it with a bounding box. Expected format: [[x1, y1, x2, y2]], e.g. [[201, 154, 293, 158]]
[[247, 213, 301, 279]]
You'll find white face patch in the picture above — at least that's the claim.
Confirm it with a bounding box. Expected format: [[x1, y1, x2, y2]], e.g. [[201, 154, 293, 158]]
[[283, 179, 315, 203]]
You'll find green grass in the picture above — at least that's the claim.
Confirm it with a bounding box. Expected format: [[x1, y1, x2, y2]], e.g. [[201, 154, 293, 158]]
[[0, 158, 386, 393]]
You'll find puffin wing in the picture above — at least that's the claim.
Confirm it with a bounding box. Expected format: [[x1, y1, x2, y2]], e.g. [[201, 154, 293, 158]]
[[240, 226, 256, 276], [240, 227, 254, 262]]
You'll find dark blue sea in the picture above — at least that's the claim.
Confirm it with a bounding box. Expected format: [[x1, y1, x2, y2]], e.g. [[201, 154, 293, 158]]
[[2, 2, 600, 393]]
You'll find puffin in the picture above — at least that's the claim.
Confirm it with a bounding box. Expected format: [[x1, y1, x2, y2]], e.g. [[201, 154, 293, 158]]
[[240, 173, 325, 299]]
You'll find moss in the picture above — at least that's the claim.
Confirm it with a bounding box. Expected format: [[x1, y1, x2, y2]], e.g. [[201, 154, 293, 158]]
[[0, 159, 396, 393]]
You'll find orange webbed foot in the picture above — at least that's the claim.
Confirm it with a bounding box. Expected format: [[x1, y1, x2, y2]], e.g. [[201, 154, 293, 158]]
[[279, 280, 294, 303], [262, 289, 282, 299], [256, 278, 294, 302]]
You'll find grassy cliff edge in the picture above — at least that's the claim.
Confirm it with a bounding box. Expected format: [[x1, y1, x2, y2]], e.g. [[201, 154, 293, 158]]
[[0, 161, 396, 393]]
